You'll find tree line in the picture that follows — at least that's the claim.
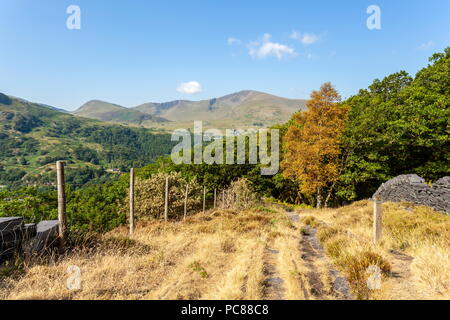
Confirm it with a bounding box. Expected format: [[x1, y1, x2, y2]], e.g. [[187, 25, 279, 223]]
[[282, 48, 449, 207]]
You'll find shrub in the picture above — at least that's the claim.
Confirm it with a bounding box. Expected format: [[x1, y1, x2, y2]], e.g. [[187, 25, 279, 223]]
[[221, 178, 260, 210], [254, 206, 276, 213], [130, 172, 203, 220]]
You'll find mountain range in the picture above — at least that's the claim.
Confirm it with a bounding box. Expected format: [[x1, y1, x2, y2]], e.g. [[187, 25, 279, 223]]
[[72, 90, 307, 128]]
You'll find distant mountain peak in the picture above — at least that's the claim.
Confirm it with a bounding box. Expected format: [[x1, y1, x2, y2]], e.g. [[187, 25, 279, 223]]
[[73, 99, 168, 124], [75, 100, 125, 113], [131, 90, 307, 125]]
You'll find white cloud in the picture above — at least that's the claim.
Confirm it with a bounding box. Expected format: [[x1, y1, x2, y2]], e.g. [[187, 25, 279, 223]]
[[227, 37, 242, 45], [248, 33, 296, 60], [290, 30, 320, 45], [418, 41, 434, 50], [177, 81, 202, 94]]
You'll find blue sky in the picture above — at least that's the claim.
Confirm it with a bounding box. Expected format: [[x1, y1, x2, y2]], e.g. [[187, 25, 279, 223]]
[[0, 0, 449, 111]]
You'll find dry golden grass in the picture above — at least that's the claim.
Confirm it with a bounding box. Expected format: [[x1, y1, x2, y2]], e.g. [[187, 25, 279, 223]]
[[1, 200, 448, 300], [0, 207, 298, 300], [300, 201, 450, 300]]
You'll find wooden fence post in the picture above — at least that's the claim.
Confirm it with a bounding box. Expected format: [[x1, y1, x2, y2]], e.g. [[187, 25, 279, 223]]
[[224, 190, 228, 209], [56, 161, 67, 252], [164, 177, 169, 222], [184, 184, 189, 220], [129, 168, 135, 236], [373, 196, 382, 244], [203, 187, 206, 213], [222, 190, 225, 208]]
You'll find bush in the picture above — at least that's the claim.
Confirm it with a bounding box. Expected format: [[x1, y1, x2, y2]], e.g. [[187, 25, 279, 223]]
[[67, 178, 129, 233], [0, 187, 57, 223], [130, 172, 203, 220], [221, 178, 260, 210]]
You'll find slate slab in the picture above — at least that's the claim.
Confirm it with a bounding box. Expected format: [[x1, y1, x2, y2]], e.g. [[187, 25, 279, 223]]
[[373, 175, 450, 214], [32, 220, 60, 252], [0, 217, 24, 231]]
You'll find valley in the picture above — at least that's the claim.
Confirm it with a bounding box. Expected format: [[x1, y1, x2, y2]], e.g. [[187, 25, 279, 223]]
[[0, 95, 175, 186]]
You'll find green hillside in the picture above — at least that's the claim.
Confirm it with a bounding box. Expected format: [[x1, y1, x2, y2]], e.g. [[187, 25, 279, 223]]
[[0, 95, 175, 186]]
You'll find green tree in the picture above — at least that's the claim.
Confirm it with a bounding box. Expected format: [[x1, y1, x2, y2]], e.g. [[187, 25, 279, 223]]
[[339, 48, 450, 200]]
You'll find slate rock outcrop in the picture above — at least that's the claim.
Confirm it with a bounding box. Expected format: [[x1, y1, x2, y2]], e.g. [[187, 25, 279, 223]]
[[373, 174, 450, 215]]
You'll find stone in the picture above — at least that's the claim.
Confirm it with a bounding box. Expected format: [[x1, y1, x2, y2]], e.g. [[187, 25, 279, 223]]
[[0, 217, 24, 231], [373, 175, 450, 215], [31, 220, 60, 252]]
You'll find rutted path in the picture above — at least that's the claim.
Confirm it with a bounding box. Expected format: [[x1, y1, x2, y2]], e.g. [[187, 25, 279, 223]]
[[384, 249, 420, 300], [292, 210, 422, 300], [262, 247, 285, 300], [295, 210, 422, 300], [260, 205, 353, 300], [288, 211, 353, 300]]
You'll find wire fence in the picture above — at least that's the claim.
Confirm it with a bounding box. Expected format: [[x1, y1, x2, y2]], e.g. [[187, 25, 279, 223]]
[[1, 161, 260, 259]]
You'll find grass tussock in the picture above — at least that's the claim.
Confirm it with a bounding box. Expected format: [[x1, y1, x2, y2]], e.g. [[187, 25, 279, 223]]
[[317, 226, 344, 243], [316, 226, 391, 299], [302, 216, 319, 227], [323, 235, 349, 259], [339, 250, 391, 300]]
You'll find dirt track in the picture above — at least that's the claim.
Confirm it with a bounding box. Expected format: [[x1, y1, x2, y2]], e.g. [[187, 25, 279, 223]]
[[261, 208, 353, 300]]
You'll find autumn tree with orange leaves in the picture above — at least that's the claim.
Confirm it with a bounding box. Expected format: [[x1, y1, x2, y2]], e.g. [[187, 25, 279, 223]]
[[282, 83, 349, 208]]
